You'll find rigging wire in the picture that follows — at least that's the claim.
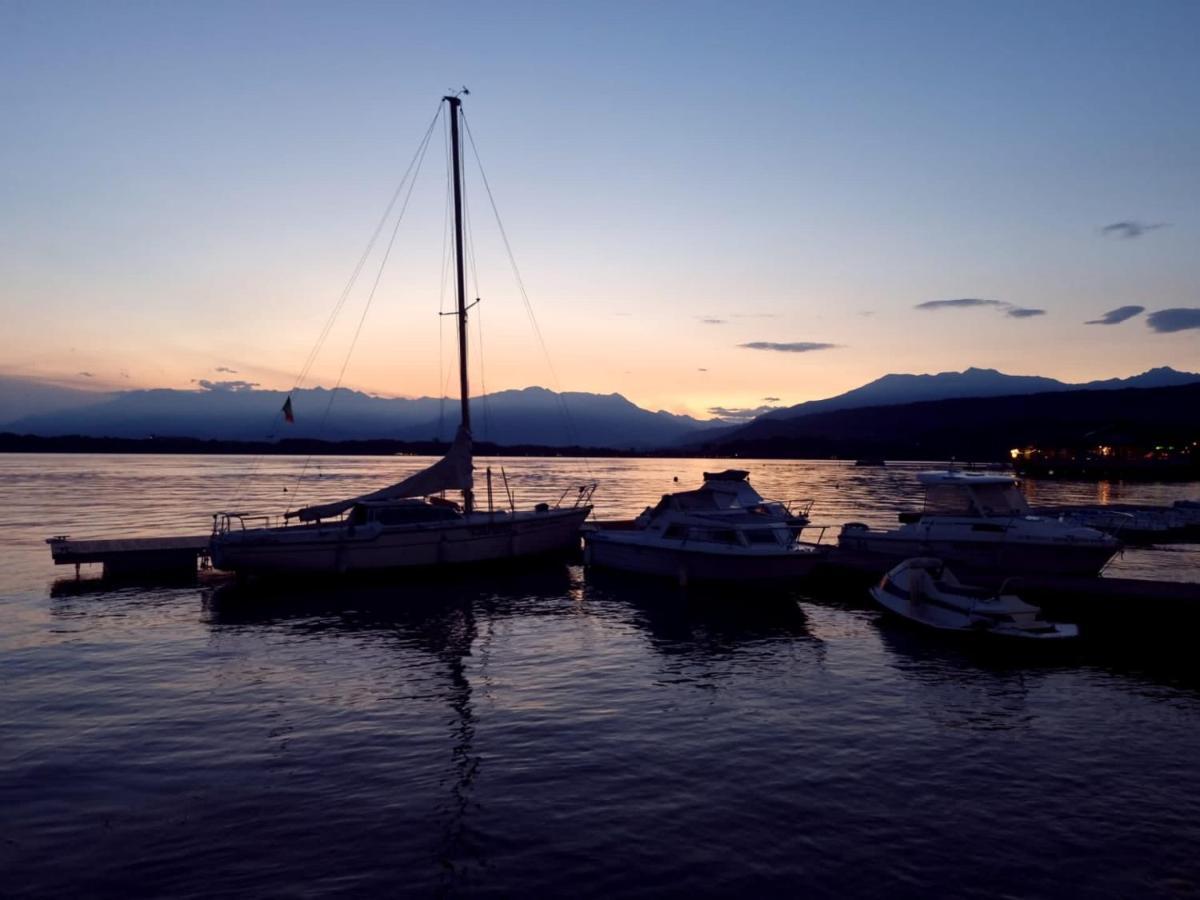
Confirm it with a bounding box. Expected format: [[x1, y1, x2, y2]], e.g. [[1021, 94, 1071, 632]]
[[437, 108, 453, 442], [286, 107, 441, 510], [460, 111, 593, 476], [460, 151, 493, 443], [229, 104, 443, 511]]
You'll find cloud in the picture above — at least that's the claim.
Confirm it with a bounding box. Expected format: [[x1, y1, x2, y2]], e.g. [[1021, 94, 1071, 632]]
[[697, 317, 726, 325], [77, 371, 95, 378], [858, 310, 875, 317], [739, 341, 839, 353], [119, 369, 130, 379], [762, 396, 780, 402], [697, 367, 708, 372], [732, 313, 780, 319], [707, 403, 783, 423], [916, 297, 1047, 320], [195, 379, 260, 392], [915, 298, 1007, 311], [1146, 308, 1200, 333], [215, 366, 238, 374], [1086, 305, 1145, 326], [1101, 221, 1168, 239]]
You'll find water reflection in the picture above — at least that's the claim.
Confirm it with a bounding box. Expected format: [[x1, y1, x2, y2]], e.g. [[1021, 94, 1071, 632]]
[[580, 569, 815, 656], [872, 622, 1054, 732]]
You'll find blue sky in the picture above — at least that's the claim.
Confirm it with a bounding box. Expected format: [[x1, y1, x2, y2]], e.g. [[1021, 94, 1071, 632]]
[[2, 0, 1197, 417]]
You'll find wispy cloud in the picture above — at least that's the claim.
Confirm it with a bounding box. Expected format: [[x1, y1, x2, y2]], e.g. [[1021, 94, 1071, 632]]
[[915, 298, 1007, 311], [916, 298, 1046, 320], [739, 341, 838, 353], [1086, 305, 1145, 326], [697, 317, 726, 325], [1146, 308, 1200, 333], [77, 371, 95, 378], [1101, 221, 1169, 239], [194, 379, 260, 392], [697, 367, 709, 372], [762, 396, 780, 402], [732, 313, 781, 319], [215, 366, 238, 374]]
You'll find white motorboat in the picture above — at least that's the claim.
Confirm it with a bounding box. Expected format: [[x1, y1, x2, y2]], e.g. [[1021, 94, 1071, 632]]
[[583, 471, 825, 584], [211, 93, 593, 577], [871, 557, 1078, 640], [838, 469, 1120, 577]]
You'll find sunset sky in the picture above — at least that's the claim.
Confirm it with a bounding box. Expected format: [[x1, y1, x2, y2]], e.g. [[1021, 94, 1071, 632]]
[[3, 1, 1198, 419]]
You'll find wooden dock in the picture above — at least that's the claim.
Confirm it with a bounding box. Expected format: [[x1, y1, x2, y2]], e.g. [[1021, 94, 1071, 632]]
[[47, 535, 211, 578]]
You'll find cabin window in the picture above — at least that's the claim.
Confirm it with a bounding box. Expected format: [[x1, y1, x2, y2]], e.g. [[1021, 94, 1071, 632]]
[[375, 505, 461, 526], [744, 529, 782, 545], [691, 528, 740, 545], [924, 486, 975, 515], [663, 524, 689, 540]]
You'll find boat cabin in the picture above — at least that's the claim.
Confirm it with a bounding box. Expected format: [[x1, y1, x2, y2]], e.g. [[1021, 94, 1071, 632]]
[[347, 499, 463, 527], [658, 521, 795, 547], [916, 471, 1030, 519]]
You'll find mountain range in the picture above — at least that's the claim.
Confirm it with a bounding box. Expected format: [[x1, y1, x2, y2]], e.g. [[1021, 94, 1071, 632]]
[[2, 366, 1197, 451], [0, 379, 722, 449]]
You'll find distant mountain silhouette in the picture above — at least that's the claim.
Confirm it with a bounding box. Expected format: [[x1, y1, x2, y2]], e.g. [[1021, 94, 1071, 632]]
[[758, 366, 1200, 421], [0, 382, 722, 449], [3, 366, 1197, 451], [695, 382, 1200, 460], [0, 376, 116, 424]]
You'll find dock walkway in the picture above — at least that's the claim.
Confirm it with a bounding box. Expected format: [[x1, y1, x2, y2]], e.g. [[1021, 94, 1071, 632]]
[[47, 535, 211, 578]]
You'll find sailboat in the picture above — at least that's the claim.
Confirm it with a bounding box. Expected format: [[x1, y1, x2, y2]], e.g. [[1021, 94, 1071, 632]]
[[209, 94, 595, 576]]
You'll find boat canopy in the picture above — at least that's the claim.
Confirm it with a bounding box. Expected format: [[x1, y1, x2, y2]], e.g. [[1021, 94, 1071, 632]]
[[703, 469, 750, 482], [287, 426, 474, 522]]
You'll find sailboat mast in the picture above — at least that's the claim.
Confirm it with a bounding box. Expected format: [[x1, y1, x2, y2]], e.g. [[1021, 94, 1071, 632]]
[[445, 93, 474, 514]]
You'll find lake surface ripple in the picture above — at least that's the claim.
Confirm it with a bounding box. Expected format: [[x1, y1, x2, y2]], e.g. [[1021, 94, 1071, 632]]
[[3, 455, 1200, 897]]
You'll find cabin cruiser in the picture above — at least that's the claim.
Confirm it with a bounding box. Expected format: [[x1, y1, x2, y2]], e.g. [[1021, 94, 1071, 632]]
[[871, 557, 1078, 640], [838, 470, 1120, 577], [582, 470, 824, 584]]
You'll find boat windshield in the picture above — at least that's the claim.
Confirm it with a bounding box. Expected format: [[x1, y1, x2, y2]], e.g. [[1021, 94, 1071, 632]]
[[924, 482, 1028, 517]]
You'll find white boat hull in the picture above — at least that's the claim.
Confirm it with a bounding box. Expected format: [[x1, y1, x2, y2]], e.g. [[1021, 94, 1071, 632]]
[[212, 507, 590, 576], [870, 559, 1078, 640], [584, 533, 824, 583]]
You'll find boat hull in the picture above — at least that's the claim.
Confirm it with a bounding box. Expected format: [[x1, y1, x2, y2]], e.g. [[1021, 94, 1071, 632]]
[[211, 507, 590, 576], [583, 533, 824, 583], [870, 565, 1078, 640]]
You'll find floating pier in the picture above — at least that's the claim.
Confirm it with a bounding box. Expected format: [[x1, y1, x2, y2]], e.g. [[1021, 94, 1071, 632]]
[[47, 535, 211, 578]]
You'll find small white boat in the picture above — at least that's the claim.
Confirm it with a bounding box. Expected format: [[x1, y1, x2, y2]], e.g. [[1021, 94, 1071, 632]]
[[870, 557, 1078, 640], [583, 471, 824, 585]]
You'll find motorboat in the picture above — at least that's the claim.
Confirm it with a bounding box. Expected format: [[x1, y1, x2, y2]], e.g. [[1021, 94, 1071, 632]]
[[210, 93, 593, 576], [838, 469, 1120, 577], [582, 471, 825, 584], [871, 557, 1078, 640]]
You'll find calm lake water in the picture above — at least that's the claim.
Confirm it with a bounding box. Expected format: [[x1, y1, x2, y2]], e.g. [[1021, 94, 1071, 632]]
[[3, 454, 1200, 898]]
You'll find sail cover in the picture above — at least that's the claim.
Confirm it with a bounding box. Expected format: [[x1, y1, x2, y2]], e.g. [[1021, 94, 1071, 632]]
[[288, 426, 473, 522]]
